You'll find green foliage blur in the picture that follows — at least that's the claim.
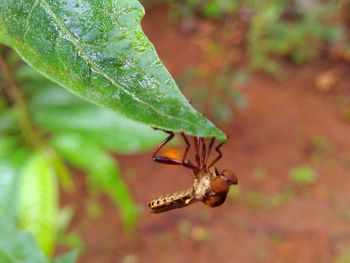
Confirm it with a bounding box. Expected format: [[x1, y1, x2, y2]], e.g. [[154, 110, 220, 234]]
[[167, 0, 342, 73], [247, 0, 341, 75], [143, 0, 346, 123], [168, 0, 238, 19], [179, 67, 248, 123], [0, 0, 347, 260], [0, 48, 164, 261]]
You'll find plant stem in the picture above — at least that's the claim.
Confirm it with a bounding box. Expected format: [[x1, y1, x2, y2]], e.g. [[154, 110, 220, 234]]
[[0, 55, 42, 149]]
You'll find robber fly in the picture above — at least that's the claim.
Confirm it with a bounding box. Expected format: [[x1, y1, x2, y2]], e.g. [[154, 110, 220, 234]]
[[148, 130, 238, 213]]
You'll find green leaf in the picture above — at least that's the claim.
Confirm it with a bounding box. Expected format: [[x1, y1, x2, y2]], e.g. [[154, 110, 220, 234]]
[[0, 224, 77, 263], [18, 152, 59, 257], [0, 144, 76, 262], [30, 86, 166, 154], [50, 152, 74, 192], [0, 0, 225, 140], [0, 162, 51, 263], [289, 166, 316, 185], [0, 163, 17, 223], [0, 225, 50, 263], [52, 135, 139, 231], [0, 30, 6, 45]]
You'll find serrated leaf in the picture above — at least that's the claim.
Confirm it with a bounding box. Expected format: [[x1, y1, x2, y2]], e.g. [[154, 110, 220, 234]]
[[52, 135, 139, 231], [18, 152, 58, 257], [0, 0, 226, 140]]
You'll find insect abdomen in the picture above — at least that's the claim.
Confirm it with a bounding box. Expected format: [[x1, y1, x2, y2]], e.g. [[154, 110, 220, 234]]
[[148, 188, 195, 213]]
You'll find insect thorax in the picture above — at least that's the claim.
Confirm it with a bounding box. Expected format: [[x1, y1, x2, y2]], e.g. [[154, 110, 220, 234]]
[[192, 169, 216, 201]]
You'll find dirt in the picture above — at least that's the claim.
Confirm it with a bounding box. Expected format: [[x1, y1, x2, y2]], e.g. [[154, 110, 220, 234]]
[[59, 5, 350, 263]]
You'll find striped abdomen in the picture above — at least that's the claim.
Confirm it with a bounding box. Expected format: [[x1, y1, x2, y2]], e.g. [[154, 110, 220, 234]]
[[148, 187, 196, 213]]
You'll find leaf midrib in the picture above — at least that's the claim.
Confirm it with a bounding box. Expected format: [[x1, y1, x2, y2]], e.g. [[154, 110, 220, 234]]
[[34, 0, 209, 132]]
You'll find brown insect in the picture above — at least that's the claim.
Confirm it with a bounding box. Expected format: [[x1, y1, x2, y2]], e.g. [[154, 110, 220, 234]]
[[148, 130, 238, 213]]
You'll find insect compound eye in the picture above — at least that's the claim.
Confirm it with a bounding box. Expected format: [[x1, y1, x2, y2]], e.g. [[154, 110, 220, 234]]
[[221, 170, 238, 185]]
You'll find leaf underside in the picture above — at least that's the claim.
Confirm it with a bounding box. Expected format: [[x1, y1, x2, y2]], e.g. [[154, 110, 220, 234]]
[[0, 0, 226, 140]]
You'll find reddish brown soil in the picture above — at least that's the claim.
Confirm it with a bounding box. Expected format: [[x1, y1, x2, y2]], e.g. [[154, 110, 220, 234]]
[[61, 5, 350, 263]]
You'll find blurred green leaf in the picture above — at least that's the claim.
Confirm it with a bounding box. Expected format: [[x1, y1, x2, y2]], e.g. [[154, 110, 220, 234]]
[[211, 100, 232, 123], [0, 104, 17, 133], [228, 185, 240, 199], [289, 166, 316, 185], [202, 2, 221, 18], [53, 251, 79, 263], [0, 169, 64, 262], [0, 224, 78, 263], [30, 86, 166, 154], [0, 135, 30, 172], [0, 162, 17, 223], [335, 250, 350, 263], [0, 225, 50, 263], [248, 0, 340, 75], [245, 188, 294, 210], [15, 64, 48, 82], [53, 135, 139, 231], [56, 207, 75, 235], [50, 152, 74, 192], [58, 232, 85, 251], [0, 0, 225, 140], [18, 152, 59, 257]]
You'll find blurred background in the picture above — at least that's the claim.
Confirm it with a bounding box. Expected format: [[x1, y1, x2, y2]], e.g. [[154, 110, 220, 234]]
[[1, 0, 350, 262]]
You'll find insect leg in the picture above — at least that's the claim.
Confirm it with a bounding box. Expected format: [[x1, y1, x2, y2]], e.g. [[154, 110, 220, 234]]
[[193, 137, 201, 167], [204, 137, 215, 166], [208, 141, 225, 168], [153, 130, 174, 158], [200, 138, 206, 169], [181, 133, 197, 169], [152, 130, 196, 169]]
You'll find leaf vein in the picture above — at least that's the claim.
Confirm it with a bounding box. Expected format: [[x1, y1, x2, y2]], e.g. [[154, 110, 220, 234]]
[[37, 0, 208, 132], [23, 0, 41, 40]]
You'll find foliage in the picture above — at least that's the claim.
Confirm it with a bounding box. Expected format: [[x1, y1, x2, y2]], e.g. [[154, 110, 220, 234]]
[[179, 66, 248, 123], [244, 188, 294, 210], [289, 165, 316, 185], [0, 158, 78, 263], [335, 250, 350, 263], [247, 0, 341, 75], [18, 152, 58, 256], [0, 0, 225, 140], [155, 0, 342, 76], [168, 0, 239, 20], [0, 0, 227, 259], [0, 46, 166, 259]]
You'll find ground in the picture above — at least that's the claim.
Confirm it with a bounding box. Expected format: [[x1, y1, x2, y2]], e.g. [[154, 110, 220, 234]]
[[59, 5, 350, 263]]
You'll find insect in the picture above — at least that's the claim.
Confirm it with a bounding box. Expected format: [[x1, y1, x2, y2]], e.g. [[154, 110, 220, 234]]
[[148, 129, 238, 213]]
